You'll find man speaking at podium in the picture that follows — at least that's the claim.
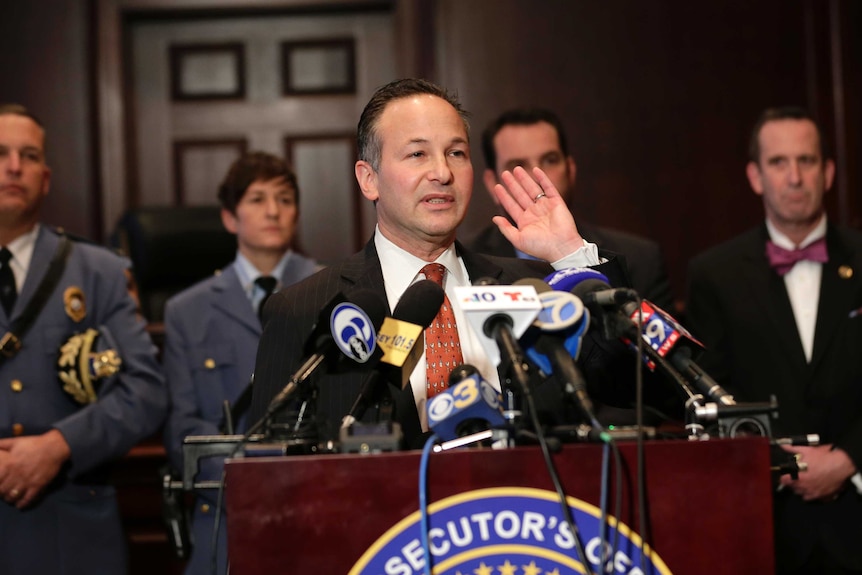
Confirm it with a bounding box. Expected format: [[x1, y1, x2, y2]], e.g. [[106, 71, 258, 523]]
[[248, 79, 630, 446]]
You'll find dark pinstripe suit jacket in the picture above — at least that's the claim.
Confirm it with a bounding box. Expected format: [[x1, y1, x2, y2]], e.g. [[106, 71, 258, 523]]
[[248, 239, 634, 447]]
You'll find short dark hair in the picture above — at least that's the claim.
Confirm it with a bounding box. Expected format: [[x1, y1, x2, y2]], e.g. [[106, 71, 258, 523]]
[[0, 103, 47, 155], [217, 151, 299, 214], [0, 103, 44, 128], [747, 106, 827, 164], [481, 107, 569, 171], [357, 78, 470, 171]]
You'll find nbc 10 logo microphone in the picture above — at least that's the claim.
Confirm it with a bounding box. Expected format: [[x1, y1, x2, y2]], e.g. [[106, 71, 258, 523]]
[[330, 302, 377, 363]]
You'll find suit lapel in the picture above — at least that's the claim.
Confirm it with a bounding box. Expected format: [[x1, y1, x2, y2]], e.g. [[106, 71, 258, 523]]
[[459, 242, 505, 284], [279, 253, 314, 287], [211, 265, 260, 334], [810, 225, 858, 371], [14, 228, 60, 322], [743, 226, 809, 371], [339, 240, 390, 311]]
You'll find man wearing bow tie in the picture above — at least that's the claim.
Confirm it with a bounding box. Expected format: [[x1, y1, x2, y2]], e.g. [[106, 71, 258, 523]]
[[686, 107, 862, 574]]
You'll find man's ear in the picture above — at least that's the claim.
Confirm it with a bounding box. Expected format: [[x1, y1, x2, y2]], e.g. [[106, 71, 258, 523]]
[[41, 166, 51, 197], [746, 161, 764, 196], [355, 160, 378, 202], [823, 158, 836, 192], [566, 156, 577, 188], [482, 169, 501, 202], [220, 208, 238, 234]]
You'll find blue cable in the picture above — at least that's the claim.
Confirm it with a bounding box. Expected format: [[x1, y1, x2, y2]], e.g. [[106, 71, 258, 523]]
[[599, 441, 610, 574], [419, 434, 439, 575]]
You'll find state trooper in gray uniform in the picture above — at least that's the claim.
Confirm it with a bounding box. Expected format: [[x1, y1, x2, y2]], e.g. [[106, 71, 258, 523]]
[[0, 103, 167, 575]]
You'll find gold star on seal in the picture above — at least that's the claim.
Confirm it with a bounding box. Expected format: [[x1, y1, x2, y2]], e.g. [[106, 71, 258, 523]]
[[497, 560, 518, 575], [522, 561, 542, 575], [474, 563, 495, 575]]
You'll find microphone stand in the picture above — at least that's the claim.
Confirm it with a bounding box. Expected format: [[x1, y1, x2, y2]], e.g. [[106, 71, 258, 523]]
[[487, 315, 533, 444]]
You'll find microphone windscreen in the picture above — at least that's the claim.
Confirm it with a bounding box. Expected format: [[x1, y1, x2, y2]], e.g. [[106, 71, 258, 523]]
[[393, 280, 444, 328], [346, 289, 388, 331], [448, 363, 480, 387], [472, 276, 500, 286], [513, 277, 551, 293], [427, 373, 505, 441], [569, 278, 614, 301], [544, 267, 610, 293]]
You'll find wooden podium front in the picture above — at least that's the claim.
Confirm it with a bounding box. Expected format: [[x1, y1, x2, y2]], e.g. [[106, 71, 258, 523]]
[[225, 437, 773, 574]]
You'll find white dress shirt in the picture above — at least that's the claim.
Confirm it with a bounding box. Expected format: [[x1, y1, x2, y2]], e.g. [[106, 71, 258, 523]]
[[765, 215, 826, 363], [3, 224, 40, 291]]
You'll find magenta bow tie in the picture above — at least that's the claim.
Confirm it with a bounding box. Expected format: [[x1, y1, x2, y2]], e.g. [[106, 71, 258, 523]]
[[765, 237, 828, 275]]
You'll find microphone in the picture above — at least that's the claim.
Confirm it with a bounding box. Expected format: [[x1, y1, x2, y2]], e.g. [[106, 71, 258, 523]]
[[426, 365, 505, 441], [454, 282, 541, 366], [619, 299, 735, 406], [262, 289, 388, 421], [455, 281, 541, 408], [518, 281, 599, 424], [545, 267, 638, 309], [380, 280, 445, 389], [341, 280, 444, 427], [517, 278, 589, 365], [547, 268, 736, 406]]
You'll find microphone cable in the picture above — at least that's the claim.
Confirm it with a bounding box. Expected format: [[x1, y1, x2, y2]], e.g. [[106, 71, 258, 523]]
[[419, 433, 438, 575], [632, 295, 651, 573]]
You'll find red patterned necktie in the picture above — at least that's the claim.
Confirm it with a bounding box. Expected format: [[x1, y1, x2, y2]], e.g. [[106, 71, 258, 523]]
[[421, 263, 464, 399], [766, 238, 828, 276]]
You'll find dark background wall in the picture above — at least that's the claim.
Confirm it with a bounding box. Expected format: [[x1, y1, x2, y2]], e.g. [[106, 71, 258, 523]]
[[2, 0, 859, 306], [0, 1, 97, 237], [439, 0, 861, 305], [1, 1, 860, 572]]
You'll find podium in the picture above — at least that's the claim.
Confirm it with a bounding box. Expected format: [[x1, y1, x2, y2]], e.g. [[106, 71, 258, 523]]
[[225, 437, 774, 574]]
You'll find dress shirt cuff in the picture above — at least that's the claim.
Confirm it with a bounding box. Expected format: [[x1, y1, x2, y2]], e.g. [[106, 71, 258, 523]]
[[852, 472, 862, 495], [551, 239, 603, 270]]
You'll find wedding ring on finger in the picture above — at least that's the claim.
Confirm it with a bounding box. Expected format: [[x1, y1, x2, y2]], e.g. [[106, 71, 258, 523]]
[[533, 192, 547, 203], [9, 488, 20, 498]]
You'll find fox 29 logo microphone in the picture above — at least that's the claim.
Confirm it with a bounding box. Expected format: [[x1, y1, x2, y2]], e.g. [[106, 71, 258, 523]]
[[426, 372, 505, 441], [623, 299, 703, 369]]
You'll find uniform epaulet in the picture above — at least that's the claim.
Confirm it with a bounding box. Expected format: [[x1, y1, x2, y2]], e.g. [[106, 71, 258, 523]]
[[52, 226, 98, 246]]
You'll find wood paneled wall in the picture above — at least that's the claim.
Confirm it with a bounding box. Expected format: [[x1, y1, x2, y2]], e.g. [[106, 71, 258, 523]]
[[3, 0, 859, 301], [0, 2, 859, 573], [435, 0, 860, 303], [0, 1, 98, 238]]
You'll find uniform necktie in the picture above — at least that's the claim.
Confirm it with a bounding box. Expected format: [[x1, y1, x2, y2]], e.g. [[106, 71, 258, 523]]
[[255, 275, 278, 321], [766, 238, 828, 276], [0, 248, 16, 316], [421, 263, 463, 399]]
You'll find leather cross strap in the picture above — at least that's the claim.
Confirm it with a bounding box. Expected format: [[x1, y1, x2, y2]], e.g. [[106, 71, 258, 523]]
[[0, 234, 73, 362]]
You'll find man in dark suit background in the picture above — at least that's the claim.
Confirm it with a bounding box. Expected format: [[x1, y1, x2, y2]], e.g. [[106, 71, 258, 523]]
[[469, 108, 673, 311], [248, 79, 642, 447], [686, 107, 862, 574]]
